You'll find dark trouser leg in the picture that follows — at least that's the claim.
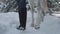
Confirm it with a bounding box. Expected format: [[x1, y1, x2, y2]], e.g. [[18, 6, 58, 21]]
[[18, 8, 27, 29], [17, 0, 27, 29]]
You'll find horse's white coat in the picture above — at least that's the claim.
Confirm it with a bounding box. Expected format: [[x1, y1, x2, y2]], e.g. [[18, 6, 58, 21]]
[[27, 0, 48, 28]]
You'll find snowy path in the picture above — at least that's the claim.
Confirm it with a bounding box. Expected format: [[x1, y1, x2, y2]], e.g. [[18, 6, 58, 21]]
[[0, 11, 60, 34]]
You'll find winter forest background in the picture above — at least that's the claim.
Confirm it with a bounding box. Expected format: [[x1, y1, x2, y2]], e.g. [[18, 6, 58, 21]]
[[0, 0, 60, 34]]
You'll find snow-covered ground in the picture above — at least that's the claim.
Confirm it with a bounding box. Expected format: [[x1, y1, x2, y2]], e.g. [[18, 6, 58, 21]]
[[0, 11, 60, 34]]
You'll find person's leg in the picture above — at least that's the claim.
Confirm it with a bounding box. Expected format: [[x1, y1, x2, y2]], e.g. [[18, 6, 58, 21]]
[[18, 8, 27, 29], [17, 0, 27, 30]]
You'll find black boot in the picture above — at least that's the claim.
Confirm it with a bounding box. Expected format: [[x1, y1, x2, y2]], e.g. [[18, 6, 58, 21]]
[[17, 26, 25, 30]]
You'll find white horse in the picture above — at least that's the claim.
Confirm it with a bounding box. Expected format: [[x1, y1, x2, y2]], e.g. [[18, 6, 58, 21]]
[[27, 0, 48, 29]]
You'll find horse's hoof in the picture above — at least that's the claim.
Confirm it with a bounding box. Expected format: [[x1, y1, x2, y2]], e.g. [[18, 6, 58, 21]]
[[35, 27, 40, 30], [34, 25, 40, 30], [30, 24, 34, 27]]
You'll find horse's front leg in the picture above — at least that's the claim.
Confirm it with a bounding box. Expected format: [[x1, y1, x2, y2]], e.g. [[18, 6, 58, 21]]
[[34, 0, 43, 29], [29, 0, 35, 27], [30, 5, 35, 27], [31, 9, 35, 27]]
